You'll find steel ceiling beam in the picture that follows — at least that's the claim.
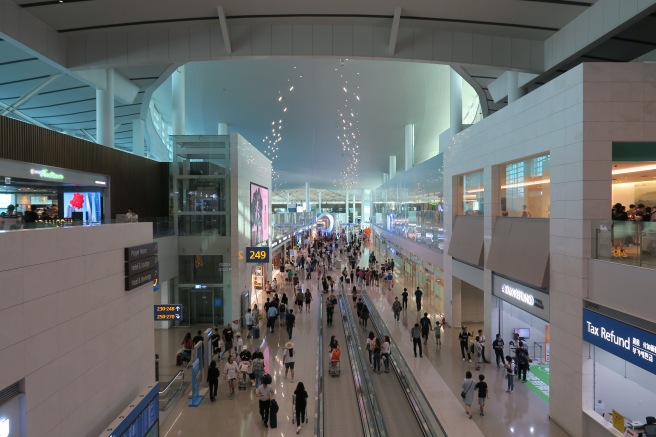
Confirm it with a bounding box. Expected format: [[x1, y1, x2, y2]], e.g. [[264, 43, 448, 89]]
[[217, 6, 232, 55], [388, 7, 402, 57], [0, 73, 62, 116], [0, 100, 50, 129]]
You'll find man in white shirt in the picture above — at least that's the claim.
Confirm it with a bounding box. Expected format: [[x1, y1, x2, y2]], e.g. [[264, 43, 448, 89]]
[[245, 309, 253, 338]]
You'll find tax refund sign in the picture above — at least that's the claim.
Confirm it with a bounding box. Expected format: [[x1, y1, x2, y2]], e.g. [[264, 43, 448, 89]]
[[583, 309, 656, 375]]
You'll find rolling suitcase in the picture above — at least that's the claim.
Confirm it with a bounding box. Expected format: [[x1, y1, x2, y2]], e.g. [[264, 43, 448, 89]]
[[269, 399, 279, 428], [253, 326, 260, 339]]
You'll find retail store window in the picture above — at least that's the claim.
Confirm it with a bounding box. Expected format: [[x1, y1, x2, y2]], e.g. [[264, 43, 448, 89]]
[[500, 154, 550, 218], [458, 170, 484, 215]]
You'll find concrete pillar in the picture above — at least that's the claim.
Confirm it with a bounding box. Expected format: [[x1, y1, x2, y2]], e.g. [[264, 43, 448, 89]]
[[389, 155, 397, 179], [346, 191, 349, 223], [218, 123, 228, 135], [132, 119, 145, 157], [353, 191, 356, 222], [507, 71, 526, 103], [305, 182, 310, 212], [318, 190, 322, 212], [96, 68, 114, 147], [404, 125, 414, 171], [383, 173, 389, 183], [172, 66, 185, 135], [450, 68, 463, 137], [287, 192, 291, 210]]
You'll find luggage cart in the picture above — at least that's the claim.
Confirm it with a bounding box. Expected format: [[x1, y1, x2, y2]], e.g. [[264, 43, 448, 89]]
[[238, 361, 250, 390], [329, 360, 341, 377]]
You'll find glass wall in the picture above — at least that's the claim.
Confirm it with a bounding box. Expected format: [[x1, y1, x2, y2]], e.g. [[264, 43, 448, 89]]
[[499, 154, 551, 218], [459, 170, 484, 215], [372, 154, 444, 252]]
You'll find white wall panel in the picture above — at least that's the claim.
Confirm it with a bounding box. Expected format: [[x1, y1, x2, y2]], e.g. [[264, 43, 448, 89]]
[[393, 27, 413, 59], [148, 28, 169, 62], [272, 24, 292, 56], [252, 25, 272, 56], [472, 34, 491, 67], [189, 26, 211, 60], [107, 32, 128, 66], [169, 27, 190, 61], [230, 24, 251, 56], [452, 32, 472, 64], [293, 25, 313, 55], [312, 25, 332, 56], [433, 30, 453, 62], [511, 38, 531, 69], [412, 28, 432, 61], [332, 25, 353, 56], [491, 36, 511, 69], [372, 27, 388, 58], [127, 30, 149, 65]]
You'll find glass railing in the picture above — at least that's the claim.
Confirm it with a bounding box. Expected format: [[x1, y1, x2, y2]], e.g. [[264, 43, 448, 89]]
[[372, 210, 445, 253], [592, 220, 656, 270], [0, 216, 175, 238], [271, 212, 317, 242]]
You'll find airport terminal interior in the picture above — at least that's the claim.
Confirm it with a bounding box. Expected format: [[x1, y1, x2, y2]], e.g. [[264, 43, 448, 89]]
[[2, 0, 656, 436]]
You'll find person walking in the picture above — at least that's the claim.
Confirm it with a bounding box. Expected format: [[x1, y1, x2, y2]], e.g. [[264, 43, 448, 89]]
[[224, 355, 239, 399], [478, 329, 490, 363], [267, 304, 278, 333], [392, 297, 402, 321], [504, 355, 515, 393], [283, 341, 296, 382], [361, 304, 370, 329], [252, 347, 265, 388], [474, 374, 489, 416], [326, 293, 336, 325], [459, 327, 472, 362], [493, 334, 506, 367], [294, 382, 308, 434], [515, 341, 530, 383], [382, 335, 391, 373], [256, 375, 275, 428], [420, 313, 432, 344], [372, 337, 382, 373], [462, 371, 475, 419], [401, 288, 409, 310], [434, 320, 442, 346], [474, 335, 483, 371], [296, 290, 304, 313], [245, 309, 254, 338], [286, 309, 296, 339], [304, 290, 313, 312], [414, 286, 423, 311], [411, 323, 423, 358], [366, 331, 375, 366], [207, 360, 219, 402]]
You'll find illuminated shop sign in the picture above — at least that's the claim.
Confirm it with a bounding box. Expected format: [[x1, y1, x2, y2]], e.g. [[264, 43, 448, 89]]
[[0, 418, 8, 437], [583, 309, 656, 375], [30, 168, 64, 180], [492, 275, 549, 321]]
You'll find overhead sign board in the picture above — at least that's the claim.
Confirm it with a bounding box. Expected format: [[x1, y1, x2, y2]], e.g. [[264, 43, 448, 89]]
[[246, 246, 270, 263], [583, 309, 656, 376], [492, 274, 550, 321], [154, 305, 182, 321]]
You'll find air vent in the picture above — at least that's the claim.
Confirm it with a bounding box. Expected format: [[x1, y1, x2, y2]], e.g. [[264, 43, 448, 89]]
[[0, 382, 21, 407], [584, 301, 656, 334]]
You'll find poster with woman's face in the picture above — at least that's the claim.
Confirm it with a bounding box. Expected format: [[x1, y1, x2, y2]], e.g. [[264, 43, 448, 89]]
[[250, 183, 269, 246]]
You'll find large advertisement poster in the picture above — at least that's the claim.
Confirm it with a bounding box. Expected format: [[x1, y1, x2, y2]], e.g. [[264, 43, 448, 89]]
[[250, 183, 269, 246], [63, 192, 102, 223]]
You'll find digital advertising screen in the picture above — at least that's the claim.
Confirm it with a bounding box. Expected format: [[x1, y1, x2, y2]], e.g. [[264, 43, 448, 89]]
[[63, 192, 102, 223], [250, 183, 269, 246]]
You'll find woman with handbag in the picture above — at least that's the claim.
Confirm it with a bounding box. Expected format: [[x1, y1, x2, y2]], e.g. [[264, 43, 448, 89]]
[[461, 371, 475, 419]]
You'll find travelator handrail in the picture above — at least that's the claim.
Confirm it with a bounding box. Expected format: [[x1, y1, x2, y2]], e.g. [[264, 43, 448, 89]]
[[315, 294, 324, 437], [338, 287, 389, 437], [159, 370, 184, 397], [361, 291, 448, 437]]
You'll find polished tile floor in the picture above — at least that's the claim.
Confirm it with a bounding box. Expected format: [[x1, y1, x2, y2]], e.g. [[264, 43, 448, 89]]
[[155, 245, 571, 436]]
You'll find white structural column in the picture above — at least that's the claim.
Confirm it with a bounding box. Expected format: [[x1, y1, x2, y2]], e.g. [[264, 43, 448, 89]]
[[171, 66, 186, 135], [305, 182, 310, 212], [389, 155, 397, 179], [353, 191, 356, 221], [345, 190, 349, 223], [96, 68, 115, 147], [218, 123, 228, 135], [507, 71, 526, 103], [318, 190, 322, 212], [132, 119, 145, 157], [404, 125, 414, 171], [450, 68, 463, 137], [383, 172, 389, 183]]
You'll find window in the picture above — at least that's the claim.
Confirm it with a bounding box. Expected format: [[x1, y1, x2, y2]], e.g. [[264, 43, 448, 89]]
[[500, 155, 550, 218]]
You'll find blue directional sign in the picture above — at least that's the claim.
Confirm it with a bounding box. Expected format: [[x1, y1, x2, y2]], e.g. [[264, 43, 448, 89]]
[[154, 304, 182, 321]]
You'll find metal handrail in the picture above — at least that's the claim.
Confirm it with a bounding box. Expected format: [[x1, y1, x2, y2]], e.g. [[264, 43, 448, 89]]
[[338, 286, 388, 437], [361, 291, 447, 437], [159, 370, 184, 398], [533, 342, 544, 365], [315, 290, 324, 437]]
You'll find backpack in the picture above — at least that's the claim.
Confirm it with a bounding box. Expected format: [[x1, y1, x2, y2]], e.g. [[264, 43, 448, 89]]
[[517, 349, 528, 365]]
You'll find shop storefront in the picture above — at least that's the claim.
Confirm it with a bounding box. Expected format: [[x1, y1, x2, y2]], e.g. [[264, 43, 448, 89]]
[[583, 305, 656, 432], [0, 158, 109, 222], [492, 274, 551, 402], [0, 383, 24, 437]]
